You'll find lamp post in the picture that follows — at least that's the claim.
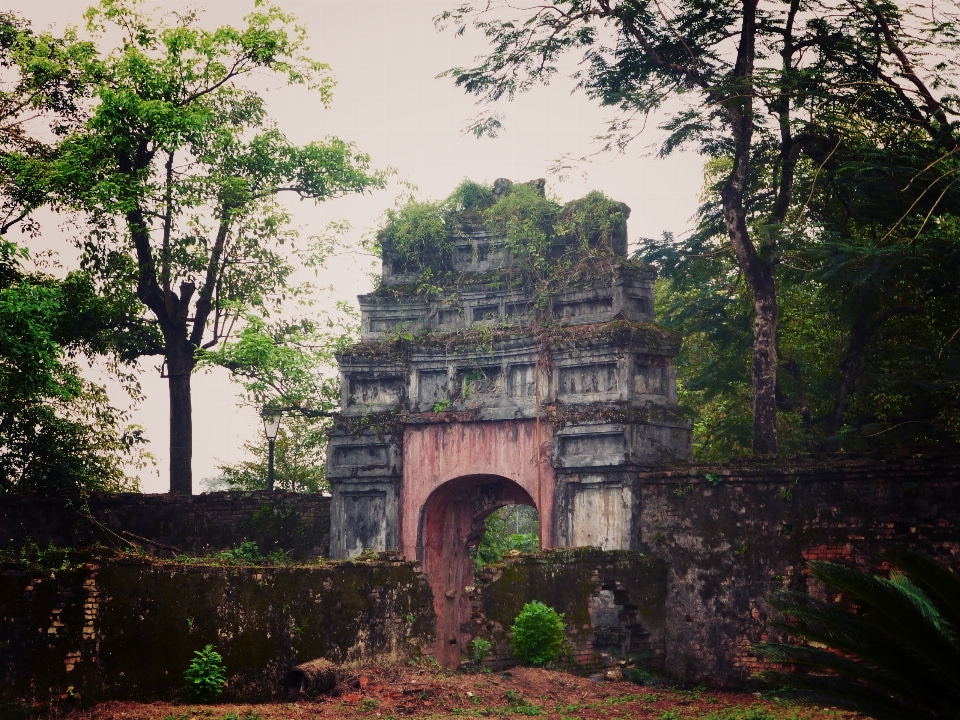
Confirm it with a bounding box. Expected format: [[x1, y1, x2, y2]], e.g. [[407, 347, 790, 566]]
[[262, 411, 281, 491]]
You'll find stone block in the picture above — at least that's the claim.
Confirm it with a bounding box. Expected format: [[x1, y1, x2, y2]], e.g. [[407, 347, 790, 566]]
[[339, 358, 407, 415], [553, 421, 693, 469], [329, 480, 399, 558], [568, 483, 633, 550], [326, 433, 402, 479], [360, 262, 656, 339], [358, 297, 429, 338], [549, 266, 655, 327], [555, 425, 629, 468]]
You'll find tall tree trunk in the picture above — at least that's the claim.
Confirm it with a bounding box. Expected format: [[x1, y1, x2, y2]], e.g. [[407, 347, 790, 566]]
[[751, 271, 779, 453], [718, 0, 780, 454], [167, 336, 195, 495], [168, 368, 193, 495]]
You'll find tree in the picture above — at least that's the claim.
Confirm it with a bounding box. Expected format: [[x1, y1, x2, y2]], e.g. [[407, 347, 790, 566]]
[[437, 0, 960, 453], [0, 11, 97, 236], [755, 550, 960, 719], [200, 311, 351, 494], [0, 245, 156, 493], [55, 0, 386, 493], [643, 131, 960, 457], [204, 414, 329, 493]]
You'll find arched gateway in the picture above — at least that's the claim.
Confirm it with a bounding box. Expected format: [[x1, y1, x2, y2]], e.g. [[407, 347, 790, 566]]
[[326, 180, 691, 665]]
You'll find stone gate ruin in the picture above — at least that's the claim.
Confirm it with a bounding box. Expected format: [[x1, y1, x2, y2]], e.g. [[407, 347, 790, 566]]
[[326, 180, 692, 664]]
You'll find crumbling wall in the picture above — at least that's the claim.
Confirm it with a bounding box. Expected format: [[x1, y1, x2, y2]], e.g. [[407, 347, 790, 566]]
[[0, 492, 331, 560], [636, 451, 960, 686], [468, 549, 667, 671], [0, 556, 434, 704], [2, 454, 958, 695]]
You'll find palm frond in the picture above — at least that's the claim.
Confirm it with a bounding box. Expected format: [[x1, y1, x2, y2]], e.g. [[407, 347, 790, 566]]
[[760, 671, 941, 720], [754, 555, 960, 719], [809, 561, 960, 686], [886, 547, 960, 633]]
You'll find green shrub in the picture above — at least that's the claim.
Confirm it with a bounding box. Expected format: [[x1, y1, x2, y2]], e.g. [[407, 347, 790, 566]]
[[184, 645, 227, 702], [218, 541, 262, 563], [445, 179, 496, 218], [376, 180, 628, 285], [378, 199, 449, 273], [469, 637, 494, 662], [510, 601, 566, 666]]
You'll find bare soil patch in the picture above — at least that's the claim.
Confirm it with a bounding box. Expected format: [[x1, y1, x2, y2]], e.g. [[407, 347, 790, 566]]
[[62, 665, 859, 720]]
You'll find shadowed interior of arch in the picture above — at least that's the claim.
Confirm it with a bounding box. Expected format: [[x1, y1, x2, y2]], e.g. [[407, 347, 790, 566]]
[[418, 474, 538, 667]]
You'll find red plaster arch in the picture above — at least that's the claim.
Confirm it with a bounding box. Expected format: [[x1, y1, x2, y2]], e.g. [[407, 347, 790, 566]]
[[401, 420, 557, 666]]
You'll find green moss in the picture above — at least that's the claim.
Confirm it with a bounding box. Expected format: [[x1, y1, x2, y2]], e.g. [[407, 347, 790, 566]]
[[376, 180, 639, 302], [341, 319, 680, 364]]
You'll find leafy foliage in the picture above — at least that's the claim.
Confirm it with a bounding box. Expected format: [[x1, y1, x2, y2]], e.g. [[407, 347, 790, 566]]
[[377, 178, 630, 312], [200, 306, 354, 493], [0, 247, 155, 493], [184, 644, 227, 702], [0, 11, 98, 236], [510, 601, 566, 667], [44, 0, 386, 492], [642, 132, 960, 457], [201, 311, 354, 420], [472, 505, 539, 568], [205, 414, 329, 494], [469, 637, 494, 663], [754, 550, 960, 719]]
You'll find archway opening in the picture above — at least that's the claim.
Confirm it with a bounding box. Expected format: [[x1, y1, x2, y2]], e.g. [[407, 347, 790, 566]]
[[418, 475, 537, 667], [470, 504, 539, 568]]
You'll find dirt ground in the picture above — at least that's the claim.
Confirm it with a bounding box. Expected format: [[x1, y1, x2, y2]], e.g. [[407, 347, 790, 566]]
[[62, 665, 859, 720]]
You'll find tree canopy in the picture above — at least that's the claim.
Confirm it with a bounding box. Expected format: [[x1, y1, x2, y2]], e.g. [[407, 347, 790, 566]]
[[42, 0, 387, 493], [0, 245, 155, 492], [0, 10, 98, 236]]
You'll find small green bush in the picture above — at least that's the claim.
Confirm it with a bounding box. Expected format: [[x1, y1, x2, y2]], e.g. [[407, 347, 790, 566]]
[[184, 645, 227, 702], [218, 541, 262, 563], [509, 601, 565, 666], [469, 637, 493, 662], [378, 199, 449, 272]]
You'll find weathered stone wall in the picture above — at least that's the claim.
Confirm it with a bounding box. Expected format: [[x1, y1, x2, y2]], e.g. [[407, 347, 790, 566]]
[[0, 492, 331, 561], [0, 556, 435, 704], [2, 453, 958, 695], [634, 451, 960, 686], [468, 549, 667, 671]]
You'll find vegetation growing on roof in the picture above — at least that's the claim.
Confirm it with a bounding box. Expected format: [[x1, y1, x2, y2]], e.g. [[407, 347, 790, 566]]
[[375, 179, 632, 312]]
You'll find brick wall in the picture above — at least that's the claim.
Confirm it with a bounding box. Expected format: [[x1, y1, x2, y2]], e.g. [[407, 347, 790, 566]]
[[0, 555, 435, 704], [0, 492, 331, 561], [1, 452, 958, 692], [468, 549, 667, 672], [635, 451, 960, 686]]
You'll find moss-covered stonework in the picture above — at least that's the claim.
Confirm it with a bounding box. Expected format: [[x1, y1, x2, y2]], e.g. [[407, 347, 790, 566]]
[[0, 556, 435, 704], [0, 491, 330, 560], [635, 451, 960, 687], [468, 549, 667, 671]]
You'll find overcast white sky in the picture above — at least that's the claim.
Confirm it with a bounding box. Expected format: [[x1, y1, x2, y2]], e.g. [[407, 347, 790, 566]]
[[10, 0, 703, 493]]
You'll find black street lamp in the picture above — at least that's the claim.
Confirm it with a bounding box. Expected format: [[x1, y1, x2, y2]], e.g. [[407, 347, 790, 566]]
[[262, 411, 281, 491]]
